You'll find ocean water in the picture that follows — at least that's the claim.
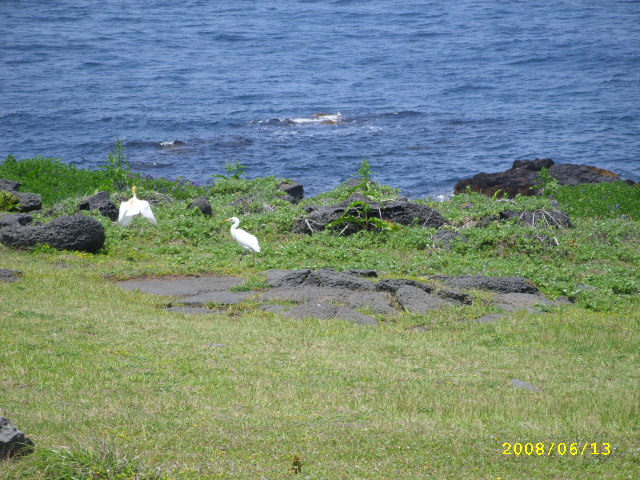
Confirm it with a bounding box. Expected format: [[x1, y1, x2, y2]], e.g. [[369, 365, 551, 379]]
[[1, 0, 639, 198]]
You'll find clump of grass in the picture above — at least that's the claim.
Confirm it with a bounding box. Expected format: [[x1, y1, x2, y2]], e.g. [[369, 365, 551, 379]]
[[3, 443, 163, 480]]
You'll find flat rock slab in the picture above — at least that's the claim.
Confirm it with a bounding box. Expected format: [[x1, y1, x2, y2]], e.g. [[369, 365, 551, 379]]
[[167, 307, 224, 315], [433, 275, 539, 294], [511, 379, 542, 392], [182, 290, 253, 307], [119, 276, 244, 297], [395, 285, 455, 313], [262, 287, 396, 314], [282, 301, 378, 326], [117, 270, 570, 326], [494, 292, 556, 313], [0, 269, 22, 282]]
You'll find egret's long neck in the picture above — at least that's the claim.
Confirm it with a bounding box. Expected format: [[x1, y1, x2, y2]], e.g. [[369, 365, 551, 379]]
[[231, 219, 240, 230], [132, 186, 138, 198]]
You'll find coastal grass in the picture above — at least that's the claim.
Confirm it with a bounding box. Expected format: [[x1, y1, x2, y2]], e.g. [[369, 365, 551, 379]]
[[1, 155, 639, 478]]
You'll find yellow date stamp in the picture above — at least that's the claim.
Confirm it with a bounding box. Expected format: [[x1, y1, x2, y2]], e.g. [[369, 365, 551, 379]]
[[502, 442, 611, 456]]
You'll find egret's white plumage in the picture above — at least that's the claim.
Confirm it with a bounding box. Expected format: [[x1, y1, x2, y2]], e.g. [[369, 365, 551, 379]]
[[118, 185, 158, 227], [226, 216, 260, 254]]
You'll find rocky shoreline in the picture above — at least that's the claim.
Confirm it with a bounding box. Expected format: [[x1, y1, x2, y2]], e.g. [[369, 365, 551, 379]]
[[2, 158, 634, 253]]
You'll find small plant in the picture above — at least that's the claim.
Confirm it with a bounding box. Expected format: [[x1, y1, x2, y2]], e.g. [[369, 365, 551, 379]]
[[327, 200, 401, 234], [290, 453, 303, 474], [346, 159, 399, 201], [102, 140, 132, 190], [213, 161, 246, 181], [532, 167, 559, 197], [0, 190, 20, 211]]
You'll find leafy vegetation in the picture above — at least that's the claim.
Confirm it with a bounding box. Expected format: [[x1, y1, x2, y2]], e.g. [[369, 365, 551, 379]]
[[531, 166, 560, 197], [1, 152, 639, 479], [556, 180, 640, 220], [0, 190, 20, 211], [0, 155, 107, 205]]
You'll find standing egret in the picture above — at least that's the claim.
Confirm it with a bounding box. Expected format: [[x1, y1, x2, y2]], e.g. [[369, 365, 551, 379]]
[[118, 185, 158, 227], [225, 216, 260, 258]]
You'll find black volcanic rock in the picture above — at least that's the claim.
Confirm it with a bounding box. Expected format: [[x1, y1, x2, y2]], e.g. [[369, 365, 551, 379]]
[[293, 195, 448, 234], [1, 178, 42, 212], [278, 181, 304, 203], [454, 158, 635, 198], [188, 196, 213, 216], [1, 417, 34, 459], [78, 191, 119, 221], [0, 214, 105, 252]]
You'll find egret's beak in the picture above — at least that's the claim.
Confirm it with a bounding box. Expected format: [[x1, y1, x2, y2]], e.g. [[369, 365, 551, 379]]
[[224, 218, 232, 222]]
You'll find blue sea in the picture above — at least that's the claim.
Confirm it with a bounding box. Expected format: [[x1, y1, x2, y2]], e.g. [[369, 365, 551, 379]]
[[1, 1, 639, 198]]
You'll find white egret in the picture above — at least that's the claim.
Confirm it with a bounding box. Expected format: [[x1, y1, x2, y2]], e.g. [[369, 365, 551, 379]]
[[118, 185, 158, 227], [225, 216, 260, 257]]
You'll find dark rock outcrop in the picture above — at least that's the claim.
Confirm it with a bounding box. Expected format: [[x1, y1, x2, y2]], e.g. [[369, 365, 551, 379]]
[[375, 278, 433, 294], [0, 179, 42, 212], [0, 213, 33, 229], [278, 181, 304, 203], [293, 195, 448, 235], [0, 179, 21, 192], [0, 214, 105, 252], [13, 192, 42, 212], [454, 158, 635, 198], [0, 417, 34, 460], [188, 196, 213, 216], [78, 191, 119, 221]]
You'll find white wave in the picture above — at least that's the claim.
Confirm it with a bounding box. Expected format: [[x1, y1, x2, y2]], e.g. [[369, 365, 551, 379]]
[[288, 112, 344, 125]]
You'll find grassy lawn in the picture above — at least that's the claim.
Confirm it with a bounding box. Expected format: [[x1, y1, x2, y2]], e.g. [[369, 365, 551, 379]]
[[1, 154, 639, 479]]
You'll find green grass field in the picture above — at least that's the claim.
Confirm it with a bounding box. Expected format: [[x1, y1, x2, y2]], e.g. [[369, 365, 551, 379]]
[[1, 154, 638, 479]]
